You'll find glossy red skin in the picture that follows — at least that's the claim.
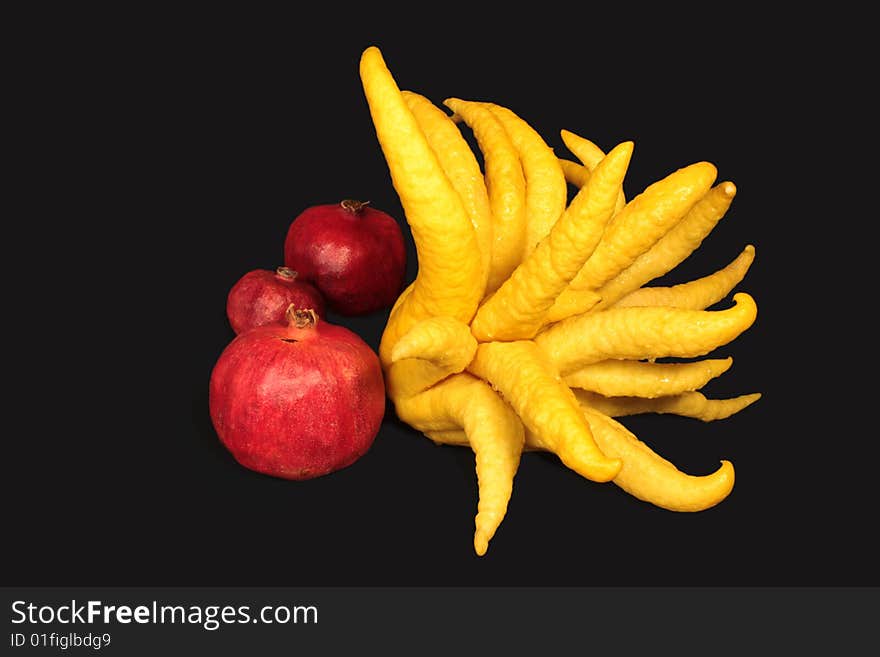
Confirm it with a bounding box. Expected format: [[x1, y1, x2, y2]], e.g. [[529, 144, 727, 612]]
[[284, 203, 406, 315], [226, 268, 325, 334], [209, 318, 385, 480]]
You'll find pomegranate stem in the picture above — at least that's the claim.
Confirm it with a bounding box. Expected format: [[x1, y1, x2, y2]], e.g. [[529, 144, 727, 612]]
[[341, 199, 370, 213], [286, 305, 319, 329], [276, 266, 298, 280]]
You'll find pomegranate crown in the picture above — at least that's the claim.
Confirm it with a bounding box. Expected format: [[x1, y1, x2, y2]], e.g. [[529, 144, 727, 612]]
[[285, 305, 319, 328]]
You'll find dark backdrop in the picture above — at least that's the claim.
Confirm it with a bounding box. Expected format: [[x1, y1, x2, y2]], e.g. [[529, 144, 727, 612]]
[[7, 11, 872, 587]]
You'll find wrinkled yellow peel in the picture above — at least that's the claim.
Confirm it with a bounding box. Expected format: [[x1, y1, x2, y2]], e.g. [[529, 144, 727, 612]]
[[564, 358, 734, 398], [535, 293, 757, 375], [613, 245, 756, 310], [575, 389, 763, 422], [361, 46, 760, 556]]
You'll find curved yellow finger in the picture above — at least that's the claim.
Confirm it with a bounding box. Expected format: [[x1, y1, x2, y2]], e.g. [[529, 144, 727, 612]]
[[444, 98, 526, 294], [535, 292, 758, 375], [425, 429, 470, 447], [386, 316, 478, 398], [467, 340, 621, 483], [390, 315, 477, 365], [545, 161, 717, 322], [561, 129, 613, 170], [594, 181, 738, 309], [575, 389, 762, 421], [402, 90, 492, 293], [564, 358, 734, 398], [378, 282, 415, 367], [360, 47, 482, 339], [567, 160, 718, 292], [484, 102, 567, 257], [426, 429, 537, 454], [560, 158, 591, 188], [426, 392, 744, 513], [470, 142, 634, 341], [580, 406, 735, 511], [560, 130, 626, 214], [393, 373, 524, 556], [541, 288, 602, 325], [614, 245, 756, 310]]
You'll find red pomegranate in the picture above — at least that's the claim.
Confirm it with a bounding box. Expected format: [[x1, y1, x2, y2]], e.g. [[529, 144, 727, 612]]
[[283, 199, 406, 315], [226, 266, 325, 335], [209, 306, 385, 480]]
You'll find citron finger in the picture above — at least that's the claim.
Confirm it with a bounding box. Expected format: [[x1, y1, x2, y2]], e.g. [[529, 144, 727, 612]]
[[567, 160, 718, 292], [560, 130, 626, 214], [425, 429, 470, 447], [390, 316, 477, 364], [545, 161, 717, 322], [541, 288, 602, 325], [444, 98, 526, 294], [378, 282, 414, 367], [560, 158, 591, 188], [594, 181, 738, 309], [561, 130, 608, 168], [386, 316, 478, 398], [535, 292, 758, 375], [467, 340, 621, 483], [360, 47, 482, 355], [402, 90, 492, 293], [580, 406, 735, 511], [575, 389, 762, 421], [564, 358, 734, 398], [484, 102, 567, 257], [428, 407, 738, 512], [393, 373, 524, 556], [614, 245, 756, 310], [470, 142, 634, 341]]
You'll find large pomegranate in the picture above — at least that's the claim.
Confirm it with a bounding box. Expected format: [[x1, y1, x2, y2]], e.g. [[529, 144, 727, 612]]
[[283, 199, 406, 315], [226, 266, 325, 335], [209, 306, 385, 480]]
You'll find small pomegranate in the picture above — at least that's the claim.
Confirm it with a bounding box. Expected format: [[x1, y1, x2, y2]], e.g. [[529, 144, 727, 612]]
[[209, 306, 385, 480], [283, 199, 406, 315], [226, 266, 325, 334]]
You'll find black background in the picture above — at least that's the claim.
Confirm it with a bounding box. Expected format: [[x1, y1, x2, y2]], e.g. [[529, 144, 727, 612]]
[[7, 9, 874, 588]]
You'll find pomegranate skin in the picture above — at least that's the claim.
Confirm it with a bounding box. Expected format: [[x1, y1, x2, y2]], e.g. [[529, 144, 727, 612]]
[[209, 311, 385, 480], [226, 267, 325, 334], [283, 200, 406, 315]]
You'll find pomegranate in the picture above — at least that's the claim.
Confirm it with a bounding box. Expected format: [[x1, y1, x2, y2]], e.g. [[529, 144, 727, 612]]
[[283, 199, 406, 315], [226, 266, 325, 335], [209, 306, 385, 480]]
